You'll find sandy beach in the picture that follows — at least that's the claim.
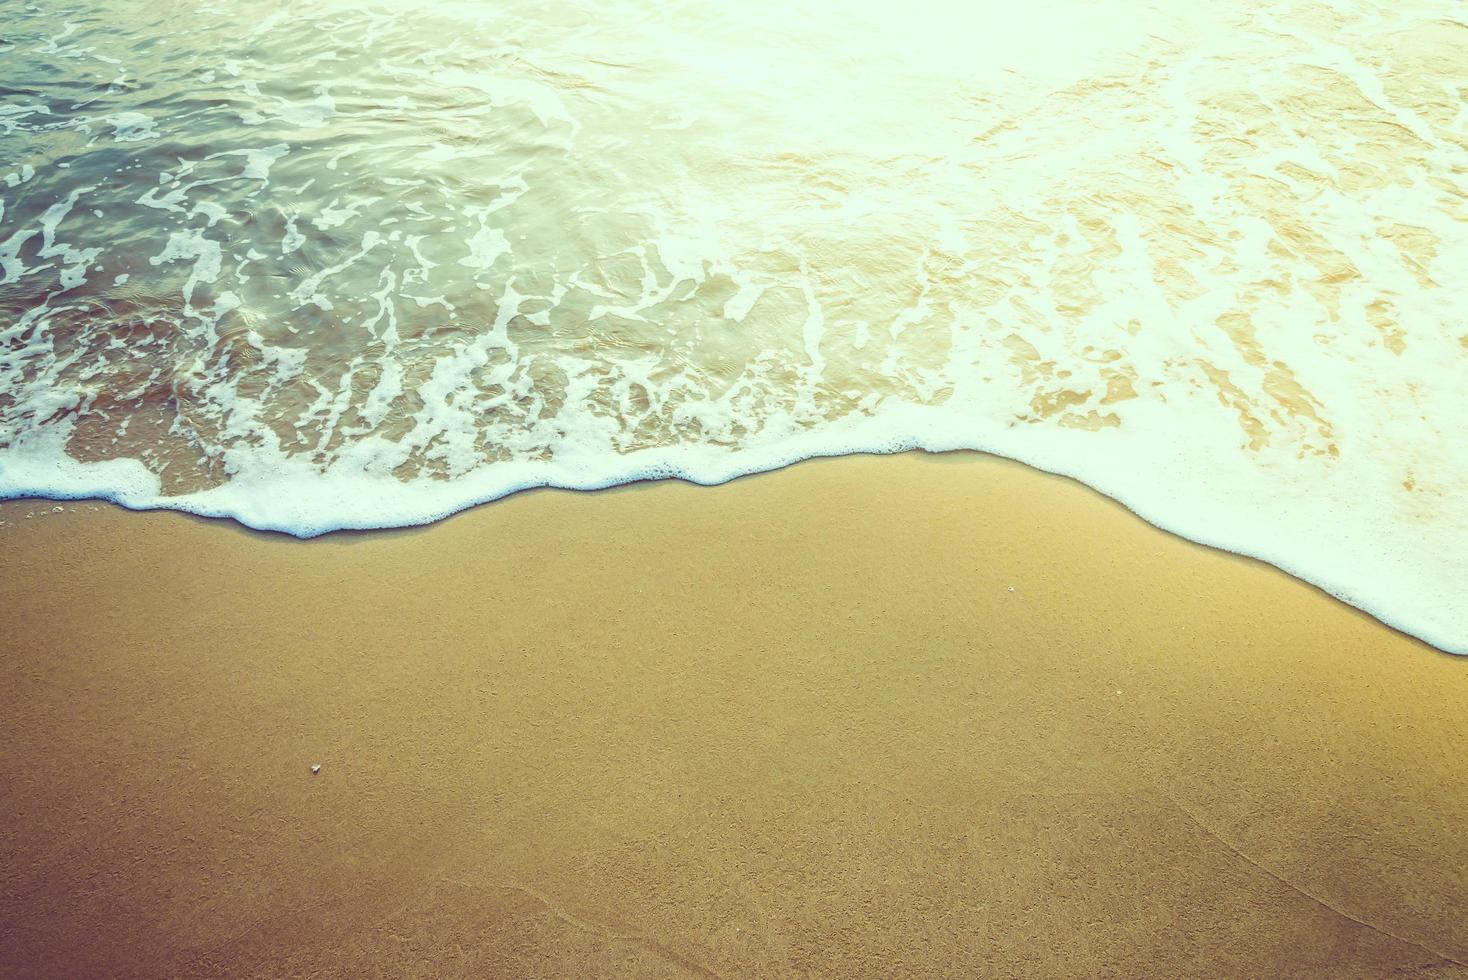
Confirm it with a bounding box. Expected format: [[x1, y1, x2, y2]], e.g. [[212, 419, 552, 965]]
[[1, 451, 1464, 978]]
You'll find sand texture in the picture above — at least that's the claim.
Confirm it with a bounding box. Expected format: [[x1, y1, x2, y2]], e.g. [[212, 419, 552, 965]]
[[1, 453, 1465, 978]]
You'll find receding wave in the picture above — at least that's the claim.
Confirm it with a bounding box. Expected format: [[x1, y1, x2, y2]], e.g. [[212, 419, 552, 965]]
[[1, 0, 1466, 652]]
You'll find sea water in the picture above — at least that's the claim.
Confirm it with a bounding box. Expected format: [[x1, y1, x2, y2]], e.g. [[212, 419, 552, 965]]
[[1, 0, 1465, 651]]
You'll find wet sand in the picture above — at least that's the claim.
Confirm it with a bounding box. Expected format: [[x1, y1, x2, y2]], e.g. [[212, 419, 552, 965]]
[[0, 451, 1464, 978]]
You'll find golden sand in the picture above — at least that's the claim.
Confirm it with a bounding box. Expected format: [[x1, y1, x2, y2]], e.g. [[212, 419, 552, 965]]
[[1, 452, 1464, 978]]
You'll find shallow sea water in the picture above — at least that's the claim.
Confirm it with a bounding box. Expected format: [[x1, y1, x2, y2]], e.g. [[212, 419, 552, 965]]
[[1, 0, 1466, 650]]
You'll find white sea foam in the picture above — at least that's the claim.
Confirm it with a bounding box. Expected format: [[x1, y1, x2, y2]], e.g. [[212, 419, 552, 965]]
[[4, 390, 1466, 655]]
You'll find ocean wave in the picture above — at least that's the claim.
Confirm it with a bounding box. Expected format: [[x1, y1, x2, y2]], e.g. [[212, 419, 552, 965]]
[[2, 0, 1466, 653]]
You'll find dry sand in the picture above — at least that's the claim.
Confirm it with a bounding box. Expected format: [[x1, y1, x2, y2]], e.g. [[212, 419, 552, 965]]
[[0, 451, 1464, 978]]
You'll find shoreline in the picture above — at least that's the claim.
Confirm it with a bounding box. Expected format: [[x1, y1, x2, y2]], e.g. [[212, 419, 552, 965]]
[[3, 445, 1460, 657], [2, 451, 1465, 977]]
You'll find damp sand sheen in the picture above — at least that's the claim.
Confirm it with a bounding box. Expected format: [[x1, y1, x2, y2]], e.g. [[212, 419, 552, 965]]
[[1, 0, 1467, 976]]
